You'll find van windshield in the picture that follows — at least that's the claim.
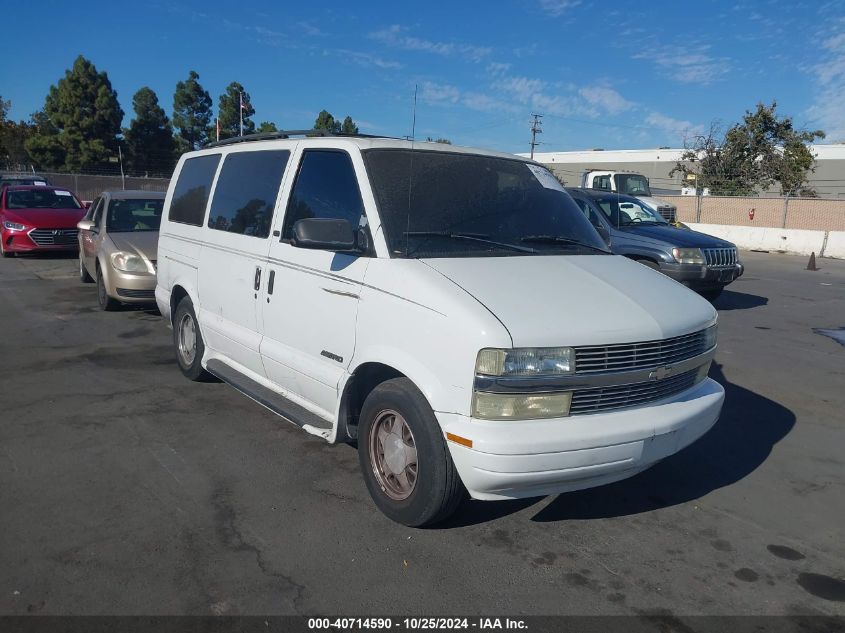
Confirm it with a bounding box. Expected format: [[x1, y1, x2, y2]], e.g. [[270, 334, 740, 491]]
[[363, 149, 610, 258]]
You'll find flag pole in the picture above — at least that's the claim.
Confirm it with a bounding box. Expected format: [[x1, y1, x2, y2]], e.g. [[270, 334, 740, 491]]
[[216, 117, 220, 142], [239, 92, 244, 137]]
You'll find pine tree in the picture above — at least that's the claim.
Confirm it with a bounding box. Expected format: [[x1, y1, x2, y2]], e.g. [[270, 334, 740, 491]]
[[340, 116, 358, 135], [314, 110, 341, 133], [124, 87, 176, 175], [25, 56, 123, 171], [173, 71, 213, 151]]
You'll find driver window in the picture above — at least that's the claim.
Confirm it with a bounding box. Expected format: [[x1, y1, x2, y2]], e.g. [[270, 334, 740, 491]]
[[574, 198, 603, 229], [90, 198, 104, 226]]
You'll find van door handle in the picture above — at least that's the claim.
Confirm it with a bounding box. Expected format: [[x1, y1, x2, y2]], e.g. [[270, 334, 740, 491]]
[[267, 270, 275, 295], [254, 267, 262, 291]]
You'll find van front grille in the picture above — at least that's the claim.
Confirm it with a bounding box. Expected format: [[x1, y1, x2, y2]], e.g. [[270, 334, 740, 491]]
[[570, 368, 699, 414], [573, 330, 708, 374]]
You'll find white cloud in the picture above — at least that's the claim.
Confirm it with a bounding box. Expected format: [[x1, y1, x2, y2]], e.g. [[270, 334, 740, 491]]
[[578, 86, 634, 115], [633, 44, 730, 85], [645, 112, 703, 141], [537, 0, 581, 16], [330, 49, 402, 69], [486, 62, 512, 76], [420, 81, 461, 104], [807, 19, 845, 140], [369, 25, 492, 62]]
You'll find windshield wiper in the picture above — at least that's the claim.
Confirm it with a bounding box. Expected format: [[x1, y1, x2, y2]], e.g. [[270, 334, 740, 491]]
[[520, 235, 610, 253], [404, 231, 536, 254]]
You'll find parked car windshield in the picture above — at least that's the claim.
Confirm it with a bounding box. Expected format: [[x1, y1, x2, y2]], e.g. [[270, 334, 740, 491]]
[[363, 149, 610, 258], [6, 189, 82, 210], [594, 195, 669, 226], [614, 174, 652, 196], [107, 198, 164, 232]]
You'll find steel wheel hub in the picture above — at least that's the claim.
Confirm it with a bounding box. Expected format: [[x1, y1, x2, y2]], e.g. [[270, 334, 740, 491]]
[[369, 409, 418, 501], [177, 313, 197, 365]]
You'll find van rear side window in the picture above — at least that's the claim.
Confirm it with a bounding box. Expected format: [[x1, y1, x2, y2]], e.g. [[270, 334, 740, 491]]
[[168, 154, 221, 226], [207, 150, 290, 238]]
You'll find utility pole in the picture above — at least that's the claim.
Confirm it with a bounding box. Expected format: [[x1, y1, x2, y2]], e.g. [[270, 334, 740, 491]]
[[529, 113, 543, 160], [118, 144, 126, 190]]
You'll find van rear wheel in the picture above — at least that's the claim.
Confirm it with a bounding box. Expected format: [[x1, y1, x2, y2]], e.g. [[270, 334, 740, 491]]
[[358, 378, 465, 527], [173, 296, 211, 381]]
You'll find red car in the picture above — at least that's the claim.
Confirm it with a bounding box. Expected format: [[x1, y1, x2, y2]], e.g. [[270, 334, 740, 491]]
[[1, 185, 88, 257]]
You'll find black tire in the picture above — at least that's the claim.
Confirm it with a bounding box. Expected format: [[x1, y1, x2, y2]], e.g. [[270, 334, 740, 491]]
[[173, 296, 211, 381], [358, 378, 465, 527], [96, 264, 120, 311], [79, 254, 94, 283], [700, 288, 723, 301]]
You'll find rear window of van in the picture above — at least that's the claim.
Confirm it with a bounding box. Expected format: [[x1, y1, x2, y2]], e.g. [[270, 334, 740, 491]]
[[168, 154, 221, 226]]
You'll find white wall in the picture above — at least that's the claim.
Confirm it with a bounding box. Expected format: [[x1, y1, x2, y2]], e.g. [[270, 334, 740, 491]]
[[687, 223, 845, 259]]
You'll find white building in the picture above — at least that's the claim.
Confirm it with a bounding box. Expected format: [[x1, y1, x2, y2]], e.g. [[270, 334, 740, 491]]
[[520, 144, 845, 198]]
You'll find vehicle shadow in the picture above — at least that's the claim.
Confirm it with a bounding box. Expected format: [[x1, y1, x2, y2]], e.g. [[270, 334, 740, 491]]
[[712, 289, 768, 311], [7, 251, 78, 260], [528, 362, 794, 522]]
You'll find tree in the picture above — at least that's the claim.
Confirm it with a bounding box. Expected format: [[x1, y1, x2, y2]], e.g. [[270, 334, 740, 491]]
[[173, 71, 213, 151], [25, 56, 123, 171], [217, 82, 255, 139], [24, 110, 64, 169], [124, 87, 176, 175], [314, 110, 341, 133], [340, 116, 358, 135], [256, 121, 278, 134], [671, 102, 825, 196]]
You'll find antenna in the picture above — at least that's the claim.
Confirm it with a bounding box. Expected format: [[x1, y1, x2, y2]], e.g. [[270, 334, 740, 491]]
[[529, 113, 543, 159], [405, 85, 418, 256]]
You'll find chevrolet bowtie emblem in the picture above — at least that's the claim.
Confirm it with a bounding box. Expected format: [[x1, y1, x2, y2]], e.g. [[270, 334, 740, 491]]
[[649, 365, 673, 381]]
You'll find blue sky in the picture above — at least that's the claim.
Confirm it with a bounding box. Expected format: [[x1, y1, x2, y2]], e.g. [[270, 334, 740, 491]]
[[2, 0, 844, 153]]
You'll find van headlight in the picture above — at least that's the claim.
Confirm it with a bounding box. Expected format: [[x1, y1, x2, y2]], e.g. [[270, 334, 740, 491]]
[[111, 251, 150, 273], [472, 391, 572, 420], [473, 347, 575, 420], [672, 247, 705, 265], [703, 324, 718, 349], [476, 347, 574, 376]]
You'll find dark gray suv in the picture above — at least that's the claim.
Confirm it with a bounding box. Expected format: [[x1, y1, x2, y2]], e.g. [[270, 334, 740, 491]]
[[568, 188, 743, 300]]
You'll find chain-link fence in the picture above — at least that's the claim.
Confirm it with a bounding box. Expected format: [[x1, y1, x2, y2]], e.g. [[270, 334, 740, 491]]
[[22, 172, 171, 202], [663, 195, 845, 232]]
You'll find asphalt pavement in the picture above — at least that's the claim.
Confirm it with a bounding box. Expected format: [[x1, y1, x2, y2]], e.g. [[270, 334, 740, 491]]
[[0, 250, 843, 616]]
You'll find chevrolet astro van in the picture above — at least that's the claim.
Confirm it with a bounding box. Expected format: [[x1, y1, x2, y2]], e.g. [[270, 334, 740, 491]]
[[155, 131, 724, 527]]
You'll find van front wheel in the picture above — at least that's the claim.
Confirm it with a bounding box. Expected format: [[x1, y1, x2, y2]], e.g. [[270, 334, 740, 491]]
[[358, 378, 465, 527], [173, 296, 211, 381]]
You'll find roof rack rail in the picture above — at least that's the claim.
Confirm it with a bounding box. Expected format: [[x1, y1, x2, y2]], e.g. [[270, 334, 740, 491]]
[[204, 129, 396, 148]]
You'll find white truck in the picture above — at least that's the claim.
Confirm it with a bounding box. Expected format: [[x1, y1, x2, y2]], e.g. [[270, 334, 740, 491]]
[[580, 170, 678, 222]]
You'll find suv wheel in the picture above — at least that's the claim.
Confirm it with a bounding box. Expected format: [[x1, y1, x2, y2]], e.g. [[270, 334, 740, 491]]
[[96, 264, 119, 311], [173, 296, 211, 381], [79, 254, 94, 283], [358, 378, 465, 527]]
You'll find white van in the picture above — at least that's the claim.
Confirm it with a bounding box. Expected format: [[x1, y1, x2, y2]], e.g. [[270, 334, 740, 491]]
[[156, 132, 724, 527]]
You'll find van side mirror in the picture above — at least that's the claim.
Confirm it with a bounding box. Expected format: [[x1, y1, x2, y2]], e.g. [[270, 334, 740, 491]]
[[292, 218, 357, 251]]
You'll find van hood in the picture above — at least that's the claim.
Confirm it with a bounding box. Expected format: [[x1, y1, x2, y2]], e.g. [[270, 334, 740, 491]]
[[108, 231, 159, 262], [422, 255, 716, 347], [621, 224, 735, 248]]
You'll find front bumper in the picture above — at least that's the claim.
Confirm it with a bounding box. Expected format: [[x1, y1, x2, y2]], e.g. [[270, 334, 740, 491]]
[[439, 377, 724, 500], [661, 262, 744, 289], [2, 229, 79, 253], [104, 265, 157, 303]]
